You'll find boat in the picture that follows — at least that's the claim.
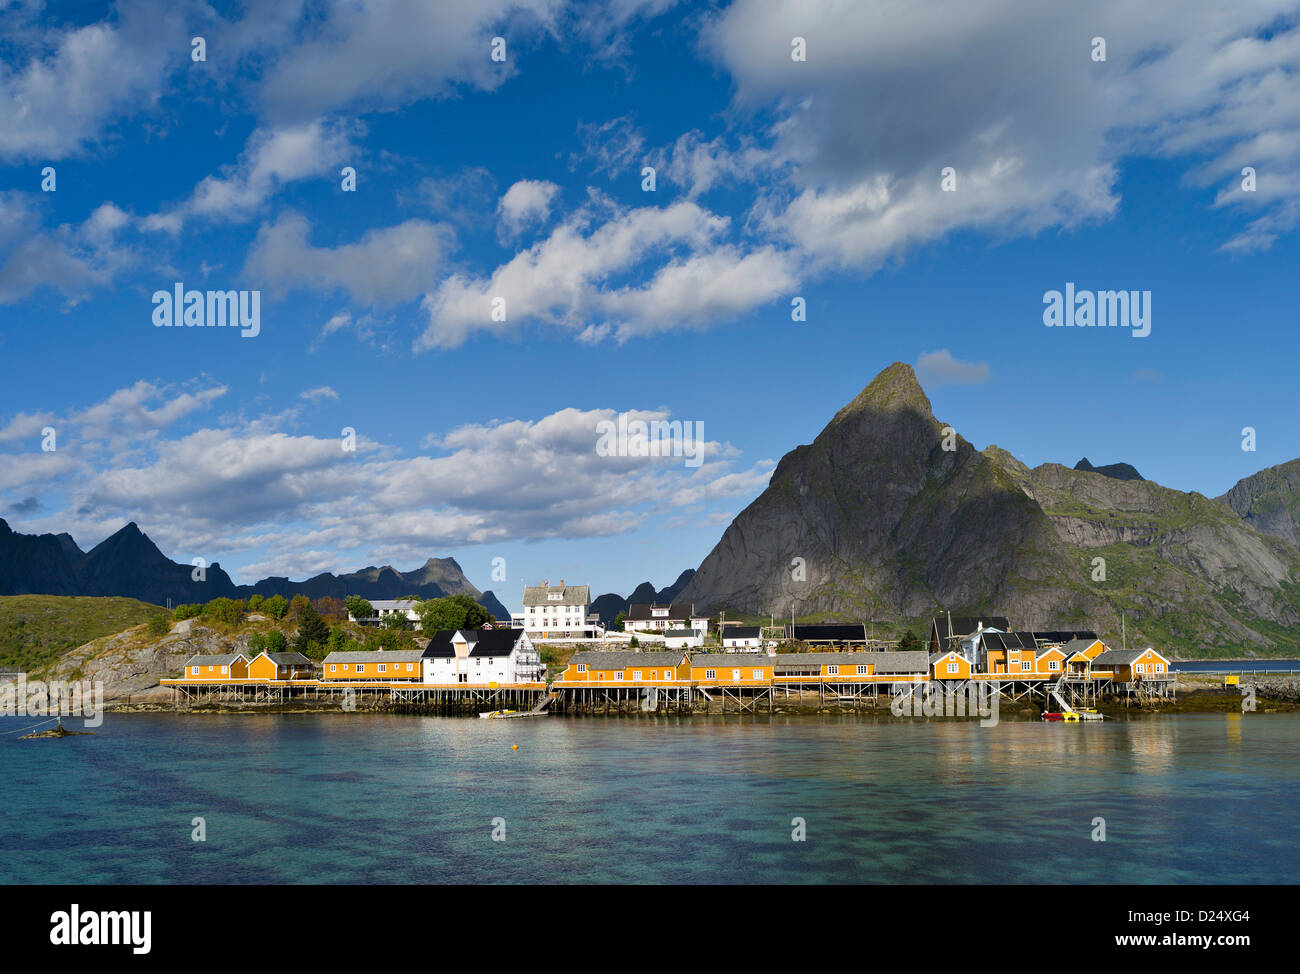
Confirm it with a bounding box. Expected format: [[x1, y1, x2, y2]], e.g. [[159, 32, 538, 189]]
[[1040, 711, 1080, 721], [478, 709, 518, 719]]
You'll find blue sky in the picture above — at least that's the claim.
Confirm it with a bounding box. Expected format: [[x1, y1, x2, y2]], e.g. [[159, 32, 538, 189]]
[[1, 0, 1298, 612]]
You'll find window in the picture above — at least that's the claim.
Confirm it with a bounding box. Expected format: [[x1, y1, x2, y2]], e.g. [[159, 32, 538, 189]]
[[705, 669, 716, 680], [828, 665, 839, 675], [378, 664, 387, 673], [406, 663, 413, 672], [1136, 663, 1145, 674], [857, 665, 869, 675], [615, 671, 624, 681], [1021, 662, 1031, 672], [356, 664, 365, 673], [1048, 661, 1059, 671], [329, 664, 336, 672], [221, 665, 228, 674], [947, 662, 958, 674], [191, 666, 200, 675], [1154, 663, 1163, 672], [752, 669, 763, 680], [633, 671, 642, 681], [576, 664, 586, 673]]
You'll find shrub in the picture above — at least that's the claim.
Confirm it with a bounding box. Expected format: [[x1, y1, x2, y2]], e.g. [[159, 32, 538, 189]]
[[247, 632, 266, 654], [263, 595, 289, 619], [343, 596, 374, 620], [292, 603, 331, 654], [264, 629, 287, 653], [147, 614, 170, 637], [288, 594, 310, 618], [247, 593, 265, 612], [201, 597, 245, 626], [172, 603, 202, 621]]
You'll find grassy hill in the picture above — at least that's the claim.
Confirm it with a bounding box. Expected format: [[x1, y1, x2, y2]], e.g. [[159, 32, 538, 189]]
[[0, 595, 165, 674]]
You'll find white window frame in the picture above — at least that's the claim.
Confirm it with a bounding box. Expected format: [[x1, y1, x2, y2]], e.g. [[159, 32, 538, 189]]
[[705, 669, 716, 680], [947, 662, 958, 674]]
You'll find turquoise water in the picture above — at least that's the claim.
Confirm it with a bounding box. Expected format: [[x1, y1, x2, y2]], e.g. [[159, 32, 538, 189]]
[[1, 712, 1296, 884]]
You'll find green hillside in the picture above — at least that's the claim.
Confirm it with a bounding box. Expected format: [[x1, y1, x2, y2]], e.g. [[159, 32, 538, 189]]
[[0, 595, 165, 675]]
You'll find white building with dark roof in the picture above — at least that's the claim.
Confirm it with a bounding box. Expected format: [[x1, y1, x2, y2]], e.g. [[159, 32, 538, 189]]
[[513, 581, 600, 639]]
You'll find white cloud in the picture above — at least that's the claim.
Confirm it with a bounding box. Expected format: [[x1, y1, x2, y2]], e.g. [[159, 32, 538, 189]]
[[300, 386, 340, 403], [417, 198, 792, 348], [915, 350, 992, 389], [257, 0, 563, 120], [244, 212, 450, 305], [145, 120, 357, 231], [0, 193, 136, 304], [498, 179, 560, 238]]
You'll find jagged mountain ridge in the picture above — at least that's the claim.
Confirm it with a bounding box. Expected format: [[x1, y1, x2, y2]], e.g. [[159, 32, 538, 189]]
[[0, 518, 491, 611], [677, 363, 1300, 656]]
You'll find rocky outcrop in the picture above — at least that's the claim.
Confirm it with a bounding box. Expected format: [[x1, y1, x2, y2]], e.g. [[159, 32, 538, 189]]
[[1218, 459, 1300, 548], [678, 362, 1300, 656]]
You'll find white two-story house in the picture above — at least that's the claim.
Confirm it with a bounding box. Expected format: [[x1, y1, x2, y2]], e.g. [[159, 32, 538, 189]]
[[512, 581, 600, 639], [422, 628, 544, 685]]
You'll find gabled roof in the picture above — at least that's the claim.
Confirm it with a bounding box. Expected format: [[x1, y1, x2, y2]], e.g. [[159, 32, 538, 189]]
[[1093, 648, 1168, 666], [322, 649, 428, 664], [691, 653, 770, 667], [183, 653, 247, 667], [664, 628, 701, 638], [1060, 637, 1103, 655], [522, 583, 590, 606], [1031, 629, 1098, 644], [569, 651, 686, 669], [423, 628, 527, 657], [626, 602, 694, 621], [255, 651, 313, 666], [722, 626, 762, 640], [930, 650, 971, 665]]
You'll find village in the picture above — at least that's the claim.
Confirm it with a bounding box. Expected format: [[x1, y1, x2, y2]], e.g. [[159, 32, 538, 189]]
[[162, 581, 1175, 716]]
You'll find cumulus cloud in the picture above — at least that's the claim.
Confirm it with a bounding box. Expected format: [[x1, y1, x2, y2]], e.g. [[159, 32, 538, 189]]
[[1, 391, 772, 582], [145, 120, 358, 231], [498, 179, 560, 238], [704, 0, 1300, 263], [915, 349, 992, 389], [0, 194, 136, 304], [244, 212, 450, 305]]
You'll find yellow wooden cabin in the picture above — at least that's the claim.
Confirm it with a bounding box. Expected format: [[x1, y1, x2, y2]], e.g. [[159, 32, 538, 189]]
[[930, 650, 972, 680], [1090, 647, 1171, 682], [247, 651, 315, 682], [773, 651, 931, 682], [321, 649, 426, 681], [689, 653, 773, 686], [180, 653, 249, 682], [557, 651, 689, 685]]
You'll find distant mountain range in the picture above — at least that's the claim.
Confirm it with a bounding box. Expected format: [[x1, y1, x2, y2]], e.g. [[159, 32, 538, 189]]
[[589, 570, 696, 626], [0, 518, 506, 618], [677, 362, 1300, 657]]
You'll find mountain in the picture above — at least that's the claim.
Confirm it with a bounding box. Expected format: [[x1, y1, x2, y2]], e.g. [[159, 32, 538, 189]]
[[0, 518, 489, 610], [655, 569, 696, 602], [477, 590, 510, 621], [1074, 457, 1143, 481], [1218, 459, 1300, 548], [588, 571, 700, 626], [677, 362, 1300, 657]]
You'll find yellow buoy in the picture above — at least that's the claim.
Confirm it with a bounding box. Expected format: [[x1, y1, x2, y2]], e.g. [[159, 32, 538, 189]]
[[512, 744, 518, 750]]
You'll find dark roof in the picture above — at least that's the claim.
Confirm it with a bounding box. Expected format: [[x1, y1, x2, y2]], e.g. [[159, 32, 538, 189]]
[[626, 602, 695, 620], [931, 616, 1011, 642], [1030, 630, 1098, 644], [1093, 648, 1166, 666], [784, 623, 867, 642], [262, 652, 312, 666], [423, 628, 527, 658], [982, 631, 1033, 652], [722, 626, 762, 640]]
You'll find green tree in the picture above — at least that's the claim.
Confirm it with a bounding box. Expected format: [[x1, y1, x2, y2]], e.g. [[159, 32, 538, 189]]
[[264, 629, 288, 653], [363, 627, 415, 652], [293, 603, 330, 653], [172, 603, 202, 621], [247, 593, 265, 612], [247, 632, 266, 655], [344, 596, 374, 620], [614, 611, 627, 632], [263, 595, 289, 619], [897, 629, 924, 653], [380, 613, 412, 631], [416, 594, 491, 634], [147, 614, 170, 637], [202, 597, 245, 626], [288, 594, 310, 617]]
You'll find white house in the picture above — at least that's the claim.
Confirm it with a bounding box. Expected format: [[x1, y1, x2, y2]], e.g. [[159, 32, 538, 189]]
[[663, 628, 704, 650], [624, 602, 709, 636], [422, 628, 544, 685], [721, 626, 762, 651], [513, 581, 600, 639], [348, 599, 422, 628]]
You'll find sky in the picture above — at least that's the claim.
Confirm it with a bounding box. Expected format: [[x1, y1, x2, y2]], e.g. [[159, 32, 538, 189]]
[[1, 0, 1298, 613]]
